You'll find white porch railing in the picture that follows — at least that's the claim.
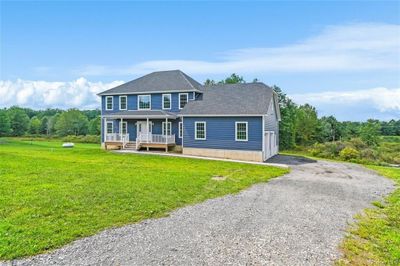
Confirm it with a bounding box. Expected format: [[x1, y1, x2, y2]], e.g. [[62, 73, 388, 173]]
[[136, 133, 175, 149], [105, 133, 130, 143]]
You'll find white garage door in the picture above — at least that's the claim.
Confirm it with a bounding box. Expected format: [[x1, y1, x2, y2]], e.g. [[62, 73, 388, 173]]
[[264, 131, 277, 160]]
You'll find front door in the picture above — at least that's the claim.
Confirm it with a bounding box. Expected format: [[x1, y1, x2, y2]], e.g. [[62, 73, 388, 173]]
[[137, 121, 152, 141]]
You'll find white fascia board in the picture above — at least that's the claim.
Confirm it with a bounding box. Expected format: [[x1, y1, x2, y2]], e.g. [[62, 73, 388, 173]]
[[178, 114, 264, 117], [98, 89, 201, 96]]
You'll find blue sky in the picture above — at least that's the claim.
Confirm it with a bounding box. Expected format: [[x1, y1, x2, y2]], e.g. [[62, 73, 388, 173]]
[[1, 0, 399, 121]]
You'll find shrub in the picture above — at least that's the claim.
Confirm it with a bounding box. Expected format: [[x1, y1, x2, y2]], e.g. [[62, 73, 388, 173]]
[[309, 141, 346, 159], [347, 138, 368, 150], [339, 147, 360, 161], [360, 148, 377, 161]]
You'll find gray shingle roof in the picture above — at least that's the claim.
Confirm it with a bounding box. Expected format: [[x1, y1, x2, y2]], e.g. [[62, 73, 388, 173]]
[[102, 110, 177, 119], [179, 83, 276, 116], [98, 70, 202, 95]]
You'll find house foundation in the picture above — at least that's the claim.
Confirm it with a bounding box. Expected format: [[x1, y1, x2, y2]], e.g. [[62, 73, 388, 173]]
[[182, 147, 264, 162]]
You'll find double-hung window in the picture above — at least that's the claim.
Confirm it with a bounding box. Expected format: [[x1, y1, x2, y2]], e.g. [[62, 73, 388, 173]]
[[162, 121, 172, 135], [105, 96, 113, 110], [106, 121, 113, 134], [119, 96, 127, 110], [179, 93, 188, 109], [162, 94, 171, 109], [121, 121, 128, 134], [235, 122, 248, 141], [138, 95, 151, 110], [195, 122, 206, 140], [179, 122, 183, 138]]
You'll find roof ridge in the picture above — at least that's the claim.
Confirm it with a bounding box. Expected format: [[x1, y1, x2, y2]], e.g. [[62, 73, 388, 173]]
[[179, 71, 197, 91]]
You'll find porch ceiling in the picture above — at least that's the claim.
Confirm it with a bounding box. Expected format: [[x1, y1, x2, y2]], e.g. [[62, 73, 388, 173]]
[[102, 110, 177, 119]]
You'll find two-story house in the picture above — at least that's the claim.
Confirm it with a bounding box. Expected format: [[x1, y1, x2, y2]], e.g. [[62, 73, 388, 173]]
[[98, 70, 280, 162]]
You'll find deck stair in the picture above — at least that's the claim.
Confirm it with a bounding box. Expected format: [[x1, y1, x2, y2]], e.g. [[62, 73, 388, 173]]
[[124, 142, 137, 150]]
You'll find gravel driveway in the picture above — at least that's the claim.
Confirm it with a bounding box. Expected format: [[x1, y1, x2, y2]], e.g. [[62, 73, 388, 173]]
[[8, 155, 394, 266]]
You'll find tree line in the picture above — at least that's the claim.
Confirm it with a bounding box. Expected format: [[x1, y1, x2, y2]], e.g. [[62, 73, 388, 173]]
[[272, 86, 400, 150], [0, 106, 101, 137]]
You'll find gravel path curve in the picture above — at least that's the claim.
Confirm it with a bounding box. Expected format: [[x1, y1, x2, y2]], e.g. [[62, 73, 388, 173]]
[[8, 155, 395, 266]]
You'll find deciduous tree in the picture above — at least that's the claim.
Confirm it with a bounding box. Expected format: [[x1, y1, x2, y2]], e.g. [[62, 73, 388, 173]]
[[55, 109, 89, 136], [29, 116, 41, 134], [0, 109, 11, 136], [7, 107, 30, 136]]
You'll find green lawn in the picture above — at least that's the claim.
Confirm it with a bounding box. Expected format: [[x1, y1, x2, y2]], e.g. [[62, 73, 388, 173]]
[[338, 165, 400, 265], [0, 139, 288, 260]]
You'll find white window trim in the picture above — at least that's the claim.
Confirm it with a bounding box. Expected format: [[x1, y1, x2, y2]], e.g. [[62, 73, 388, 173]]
[[235, 121, 248, 141], [119, 95, 127, 110], [179, 93, 189, 110], [162, 94, 172, 110], [178, 122, 183, 138], [106, 121, 113, 134], [162, 121, 172, 135], [137, 94, 151, 110], [105, 96, 113, 111], [195, 121, 206, 140]]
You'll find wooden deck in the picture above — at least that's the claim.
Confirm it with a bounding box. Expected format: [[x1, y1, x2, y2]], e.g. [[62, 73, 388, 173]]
[[104, 141, 125, 150], [105, 141, 175, 151], [139, 142, 175, 152]]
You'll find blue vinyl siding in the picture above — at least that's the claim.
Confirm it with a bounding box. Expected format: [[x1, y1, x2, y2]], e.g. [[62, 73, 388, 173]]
[[182, 117, 263, 151], [101, 92, 195, 113], [128, 95, 137, 110]]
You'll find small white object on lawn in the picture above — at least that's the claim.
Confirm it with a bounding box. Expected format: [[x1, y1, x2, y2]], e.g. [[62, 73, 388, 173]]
[[62, 143, 74, 148]]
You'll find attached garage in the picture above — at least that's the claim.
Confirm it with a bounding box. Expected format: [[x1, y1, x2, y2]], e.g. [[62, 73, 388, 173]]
[[264, 131, 278, 160]]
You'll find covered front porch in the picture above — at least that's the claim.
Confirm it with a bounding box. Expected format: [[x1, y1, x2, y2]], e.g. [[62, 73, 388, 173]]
[[102, 110, 178, 152]]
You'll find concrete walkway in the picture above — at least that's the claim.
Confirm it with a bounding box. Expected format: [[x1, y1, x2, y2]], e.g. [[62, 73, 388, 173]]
[[9, 155, 394, 266], [115, 149, 289, 168]]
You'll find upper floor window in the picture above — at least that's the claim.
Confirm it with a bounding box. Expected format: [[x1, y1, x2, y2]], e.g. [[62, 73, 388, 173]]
[[119, 96, 127, 110], [195, 121, 206, 140], [162, 94, 171, 110], [179, 93, 188, 109], [138, 95, 151, 110], [105, 96, 113, 110], [235, 122, 248, 141]]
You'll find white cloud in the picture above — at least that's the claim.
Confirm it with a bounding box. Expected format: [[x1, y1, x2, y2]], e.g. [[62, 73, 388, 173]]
[[79, 23, 400, 76], [290, 87, 400, 115], [0, 78, 124, 109]]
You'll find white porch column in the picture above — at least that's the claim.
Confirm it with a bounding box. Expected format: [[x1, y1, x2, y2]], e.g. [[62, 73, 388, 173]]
[[146, 117, 150, 150], [165, 117, 168, 152], [120, 118, 123, 142], [104, 118, 107, 143]]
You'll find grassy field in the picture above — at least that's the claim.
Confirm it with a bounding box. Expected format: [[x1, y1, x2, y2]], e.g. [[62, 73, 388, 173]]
[[0, 139, 288, 260], [338, 165, 400, 265]]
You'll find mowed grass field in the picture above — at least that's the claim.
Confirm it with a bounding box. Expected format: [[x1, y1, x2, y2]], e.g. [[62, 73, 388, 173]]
[[0, 139, 288, 260]]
